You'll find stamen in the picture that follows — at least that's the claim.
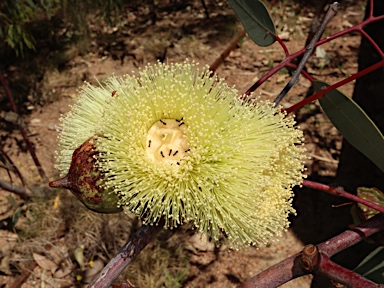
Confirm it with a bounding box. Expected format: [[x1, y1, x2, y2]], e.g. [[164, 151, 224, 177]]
[[148, 140, 151, 148], [169, 149, 172, 156], [160, 151, 165, 158], [173, 150, 178, 156], [178, 122, 184, 127], [185, 149, 190, 152], [111, 90, 117, 97], [160, 119, 166, 125]]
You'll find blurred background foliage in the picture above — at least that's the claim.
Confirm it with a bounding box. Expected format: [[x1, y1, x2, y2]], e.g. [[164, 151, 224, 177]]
[[0, 0, 123, 56]]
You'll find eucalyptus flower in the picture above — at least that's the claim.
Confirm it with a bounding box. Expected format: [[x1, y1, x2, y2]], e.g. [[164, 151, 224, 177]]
[[52, 61, 306, 248]]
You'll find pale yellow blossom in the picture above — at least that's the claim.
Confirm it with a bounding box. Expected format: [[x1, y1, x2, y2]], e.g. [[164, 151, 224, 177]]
[[55, 61, 306, 248]]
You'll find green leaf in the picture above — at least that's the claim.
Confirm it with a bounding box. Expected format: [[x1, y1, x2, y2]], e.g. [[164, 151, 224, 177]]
[[316, 81, 384, 173], [356, 187, 384, 220], [228, 0, 276, 46], [354, 247, 384, 283]]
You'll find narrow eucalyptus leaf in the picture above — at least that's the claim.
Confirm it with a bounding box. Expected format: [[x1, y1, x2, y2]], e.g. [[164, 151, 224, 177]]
[[316, 81, 384, 173], [228, 0, 276, 46]]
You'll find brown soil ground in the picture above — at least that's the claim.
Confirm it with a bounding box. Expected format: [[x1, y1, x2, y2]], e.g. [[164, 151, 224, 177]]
[[0, 1, 367, 287]]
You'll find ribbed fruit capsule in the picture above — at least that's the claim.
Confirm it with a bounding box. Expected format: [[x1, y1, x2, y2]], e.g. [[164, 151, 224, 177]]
[[49, 137, 122, 214]]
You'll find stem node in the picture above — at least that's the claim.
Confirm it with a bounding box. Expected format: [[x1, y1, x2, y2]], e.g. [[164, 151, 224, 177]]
[[301, 244, 320, 271]]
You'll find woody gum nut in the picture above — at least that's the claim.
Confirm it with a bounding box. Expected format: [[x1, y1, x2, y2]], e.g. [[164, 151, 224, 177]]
[[49, 137, 122, 214]]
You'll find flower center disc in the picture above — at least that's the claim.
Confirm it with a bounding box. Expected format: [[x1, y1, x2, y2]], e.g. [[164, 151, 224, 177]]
[[146, 119, 189, 164]]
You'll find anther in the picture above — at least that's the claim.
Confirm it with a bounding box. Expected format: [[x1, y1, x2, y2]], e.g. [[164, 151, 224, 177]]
[[160, 151, 164, 158], [111, 90, 117, 97], [169, 149, 172, 156], [177, 162, 180, 165], [176, 117, 184, 122], [160, 119, 166, 125], [178, 122, 184, 127], [173, 150, 178, 156], [148, 140, 151, 148], [185, 149, 190, 152]]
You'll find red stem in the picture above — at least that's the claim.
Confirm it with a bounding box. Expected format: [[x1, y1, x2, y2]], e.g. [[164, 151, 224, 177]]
[[89, 223, 163, 287], [0, 73, 17, 112], [317, 254, 380, 288], [359, 28, 384, 57], [243, 7, 384, 101], [285, 59, 384, 114], [302, 180, 384, 214], [274, 34, 289, 57], [369, 0, 374, 17], [238, 251, 307, 288], [240, 214, 384, 288], [0, 72, 48, 182], [0, 148, 27, 187], [317, 214, 384, 257], [286, 62, 314, 82]]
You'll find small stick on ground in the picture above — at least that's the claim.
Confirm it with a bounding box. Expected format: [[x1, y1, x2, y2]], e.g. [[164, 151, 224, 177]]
[[0, 178, 33, 198], [0, 72, 48, 182]]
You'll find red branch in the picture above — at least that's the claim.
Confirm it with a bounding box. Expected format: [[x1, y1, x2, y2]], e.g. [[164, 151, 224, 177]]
[[89, 223, 163, 287], [302, 180, 384, 214], [285, 59, 384, 114], [317, 255, 379, 287], [239, 213, 384, 288], [242, 3, 384, 110], [0, 147, 27, 187]]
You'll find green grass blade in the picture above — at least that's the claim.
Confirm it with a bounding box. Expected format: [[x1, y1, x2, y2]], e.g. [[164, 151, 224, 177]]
[[354, 247, 384, 283]]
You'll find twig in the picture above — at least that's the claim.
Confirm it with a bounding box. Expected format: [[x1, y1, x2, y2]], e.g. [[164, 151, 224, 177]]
[[369, 0, 374, 18], [318, 213, 383, 258], [0, 178, 33, 198], [316, 252, 380, 287], [89, 223, 163, 287], [301, 244, 380, 287], [200, 0, 209, 19], [239, 213, 384, 287], [285, 59, 384, 114], [305, 0, 333, 48], [209, 30, 247, 73], [302, 180, 384, 214], [238, 251, 307, 288], [0, 148, 27, 187], [243, 3, 384, 103], [273, 2, 340, 105], [0, 72, 48, 182]]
